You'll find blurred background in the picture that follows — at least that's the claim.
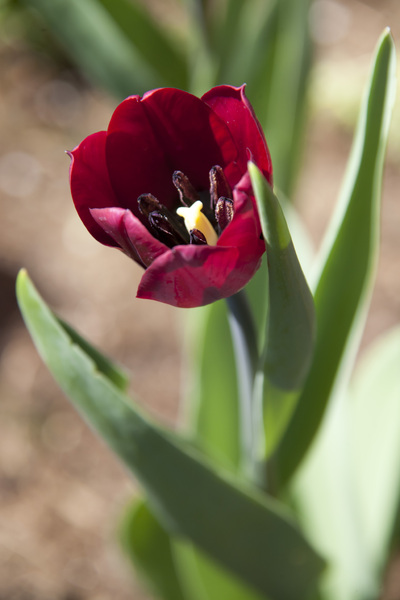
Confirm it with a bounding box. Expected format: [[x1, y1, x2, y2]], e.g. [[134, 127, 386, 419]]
[[0, 0, 399, 598]]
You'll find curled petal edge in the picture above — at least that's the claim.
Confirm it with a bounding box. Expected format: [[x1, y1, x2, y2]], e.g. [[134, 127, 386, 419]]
[[91, 207, 168, 268]]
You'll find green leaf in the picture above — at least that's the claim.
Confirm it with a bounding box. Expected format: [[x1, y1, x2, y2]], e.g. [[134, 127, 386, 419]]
[[274, 28, 397, 488], [211, 0, 252, 85], [57, 318, 129, 392], [122, 495, 263, 600], [21, 0, 159, 98], [183, 0, 217, 94], [219, 0, 312, 195], [256, 0, 312, 195], [215, 0, 278, 88], [289, 327, 400, 600], [122, 496, 265, 600], [182, 247, 272, 474], [290, 391, 379, 600], [184, 301, 240, 471], [16, 269, 325, 600], [121, 496, 187, 600], [97, 0, 188, 89], [350, 325, 400, 577], [173, 540, 265, 600], [249, 164, 315, 465]]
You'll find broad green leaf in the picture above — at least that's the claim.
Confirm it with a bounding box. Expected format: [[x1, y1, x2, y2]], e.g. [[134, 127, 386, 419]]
[[57, 318, 129, 392], [350, 325, 400, 576], [121, 496, 187, 600], [97, 0, 188, 89], [249, 164, 315, 465], [16, 269, 325, 600], [21, 0, 158, 98], [275, 29, 396, 488]]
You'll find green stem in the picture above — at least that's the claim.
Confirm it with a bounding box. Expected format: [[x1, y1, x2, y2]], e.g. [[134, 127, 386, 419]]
[[226, 290, 259, 485]]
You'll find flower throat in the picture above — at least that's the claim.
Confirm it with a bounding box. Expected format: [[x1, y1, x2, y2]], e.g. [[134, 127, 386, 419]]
[[137, 165, 234, 248]]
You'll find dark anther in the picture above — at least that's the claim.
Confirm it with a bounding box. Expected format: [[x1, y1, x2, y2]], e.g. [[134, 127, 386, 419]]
[[189, 228, 207, 245], [138, 193, 190, 245], [172, 171, 199, 206], [209, 166, 232, 212], [148, 211, 189, 247], [215, 197, 234, 233], [138, 193, 163, 218]]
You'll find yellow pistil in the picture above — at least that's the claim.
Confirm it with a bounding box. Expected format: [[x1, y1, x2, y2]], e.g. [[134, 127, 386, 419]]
[[176, 200, 218, 246]]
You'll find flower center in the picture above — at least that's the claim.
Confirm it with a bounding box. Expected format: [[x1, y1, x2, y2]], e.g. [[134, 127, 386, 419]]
[[137, 165, 234, 249]]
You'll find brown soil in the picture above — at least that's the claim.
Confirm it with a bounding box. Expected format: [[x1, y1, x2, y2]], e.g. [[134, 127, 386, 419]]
[[0, 1, 399, 599]]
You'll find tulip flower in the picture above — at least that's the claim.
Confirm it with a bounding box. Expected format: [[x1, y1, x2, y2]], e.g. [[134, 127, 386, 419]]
[[69, 85, 272, 308]]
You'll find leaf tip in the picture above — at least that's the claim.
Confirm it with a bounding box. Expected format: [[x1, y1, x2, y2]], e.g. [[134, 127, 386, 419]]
[[248, 162, 291, 251], [247, 160, 259, 181], [378, 26, 395, 54], [16, 268, 28, 299]]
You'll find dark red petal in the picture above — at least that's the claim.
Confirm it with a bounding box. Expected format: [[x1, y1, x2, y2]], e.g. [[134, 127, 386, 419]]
[[69, 131, 119, 246], [105, 88, 238, 213], [91, 207, 168, 268], [137, 243, 261, 308], [202, 85, 272, 184], [219, 173, 263, 249]]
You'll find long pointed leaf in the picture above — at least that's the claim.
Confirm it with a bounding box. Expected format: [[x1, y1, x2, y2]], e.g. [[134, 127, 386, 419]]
[[275, 29, 397, 488], [16, 270, 325, 600], [249, 164, 315, 468]]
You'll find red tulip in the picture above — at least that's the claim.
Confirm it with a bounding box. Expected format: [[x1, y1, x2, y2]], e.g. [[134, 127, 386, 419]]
[[69, 85, 272, 308]]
